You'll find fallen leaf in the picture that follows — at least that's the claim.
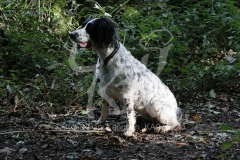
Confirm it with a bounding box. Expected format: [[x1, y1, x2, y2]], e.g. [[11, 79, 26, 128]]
[[19, 147, 27, 154], [209, 89, 217, 98], [176, 142, 187, 146], [194, 154, 202, 159], [95, 132, 106, 136], [82, 149, 92, 152], [50, 135, 56, 140], [193, 116, 201, 122], [141, 128, 148, 133], [66, 152, 78, 159], [210, 110, 221, 114], [81, 110, 89, 115], [38, 124, 54, 129], [95, 148, 103, 155], [72, 86, 83, 92], [199, 137, 206, 143], [42, 144, 49, 149], [65, 154, 75, 159], [105, 126, 112, 132], [205, 103, 215, 109], [14, 95, 19, 106], [222, 107, 229, 112], [13, 97, 20, 112], [48, 114, 57, 118], [0, 147, 13, 155], [67, 139, 78, 146]]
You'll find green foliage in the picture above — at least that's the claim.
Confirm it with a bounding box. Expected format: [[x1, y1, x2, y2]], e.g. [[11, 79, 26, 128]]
[[102, 0, 240, 96], [218, 124, 240, 158], [220, 124, 234, 131], [0, 0, 90, 107], [121, 0, 238, 95], [221, 142, 233, 150], [165, 0, 240, 94], [0, 0, 239, 108]]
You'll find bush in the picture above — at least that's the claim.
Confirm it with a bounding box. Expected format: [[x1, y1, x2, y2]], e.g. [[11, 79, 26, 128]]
[[0, 0, 239, 109]]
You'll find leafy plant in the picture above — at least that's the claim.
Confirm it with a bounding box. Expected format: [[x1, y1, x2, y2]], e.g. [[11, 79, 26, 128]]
[[0, 0, 239, 109], [0, 0, 83, 106], [218, 124, 240, 158]]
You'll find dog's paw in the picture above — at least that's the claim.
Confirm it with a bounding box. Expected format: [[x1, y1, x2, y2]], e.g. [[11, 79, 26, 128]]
[[124, 130, 134, 137], [174, 125, 182, 132], [154, 126, 172, 133]]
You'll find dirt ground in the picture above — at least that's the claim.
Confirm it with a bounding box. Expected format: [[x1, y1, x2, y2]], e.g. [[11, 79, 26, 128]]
[[0, 92, 240, 160]]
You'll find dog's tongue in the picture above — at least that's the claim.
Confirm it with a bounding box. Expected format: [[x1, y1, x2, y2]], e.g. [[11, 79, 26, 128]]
[[79, 42, 87, 48]]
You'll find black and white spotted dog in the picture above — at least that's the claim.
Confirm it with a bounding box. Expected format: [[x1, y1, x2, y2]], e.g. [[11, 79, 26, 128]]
[[69, 17, 182, 136]]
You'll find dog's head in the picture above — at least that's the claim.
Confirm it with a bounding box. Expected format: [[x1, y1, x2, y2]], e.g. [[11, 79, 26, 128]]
[[69, 17, 118, 49]]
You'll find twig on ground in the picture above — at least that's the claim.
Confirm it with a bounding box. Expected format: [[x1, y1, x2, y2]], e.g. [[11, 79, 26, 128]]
[[0, 129, 111, 135]]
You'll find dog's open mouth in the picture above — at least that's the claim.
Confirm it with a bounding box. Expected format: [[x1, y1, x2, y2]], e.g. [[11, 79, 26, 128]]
[[77, 41, 90, 49], [79, 42, 87, 48]]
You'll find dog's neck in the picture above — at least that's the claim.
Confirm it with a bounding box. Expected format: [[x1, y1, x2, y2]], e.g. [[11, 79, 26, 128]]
[[94, 47, 115, 61]]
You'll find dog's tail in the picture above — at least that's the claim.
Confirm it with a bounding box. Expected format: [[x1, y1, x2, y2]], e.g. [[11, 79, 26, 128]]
[[177, 107, 182, 122]]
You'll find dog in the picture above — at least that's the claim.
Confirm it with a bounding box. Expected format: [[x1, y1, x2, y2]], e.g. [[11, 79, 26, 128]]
[[69, 17, 182, 136]]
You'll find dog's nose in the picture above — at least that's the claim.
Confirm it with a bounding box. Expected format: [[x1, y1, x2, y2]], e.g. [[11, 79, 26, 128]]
[[69, 32, 79, 39]]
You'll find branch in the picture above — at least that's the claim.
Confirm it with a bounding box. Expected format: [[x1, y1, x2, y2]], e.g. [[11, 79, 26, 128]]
[[0, 129, 112, 135]]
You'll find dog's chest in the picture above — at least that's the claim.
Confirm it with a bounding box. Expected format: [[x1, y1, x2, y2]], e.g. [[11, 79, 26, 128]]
[[95, 46, 167, 106]]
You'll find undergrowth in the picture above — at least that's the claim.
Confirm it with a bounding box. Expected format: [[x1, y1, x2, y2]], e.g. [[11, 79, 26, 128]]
[[0, 0, 239, 109]]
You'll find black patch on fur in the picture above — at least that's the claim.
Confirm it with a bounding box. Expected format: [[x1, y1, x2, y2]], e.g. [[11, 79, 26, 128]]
[[82, 17, 118, 48]]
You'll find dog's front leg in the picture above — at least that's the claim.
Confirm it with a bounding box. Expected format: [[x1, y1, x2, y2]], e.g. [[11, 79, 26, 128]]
[[95, 100, 110, 125], [123, 97, 136, 136]]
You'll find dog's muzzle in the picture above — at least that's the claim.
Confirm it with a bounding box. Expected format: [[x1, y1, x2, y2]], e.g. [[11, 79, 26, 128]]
[[69, 31, 89, 49]]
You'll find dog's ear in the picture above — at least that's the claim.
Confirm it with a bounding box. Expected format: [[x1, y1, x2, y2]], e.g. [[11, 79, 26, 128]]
[[96, 18, 118, 48], [80, 17, 95, 27]]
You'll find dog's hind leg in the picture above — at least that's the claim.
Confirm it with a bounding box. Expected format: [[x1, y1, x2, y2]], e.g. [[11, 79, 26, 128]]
[[153, 104, 181, 133], [143, 101, 181, 133]]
